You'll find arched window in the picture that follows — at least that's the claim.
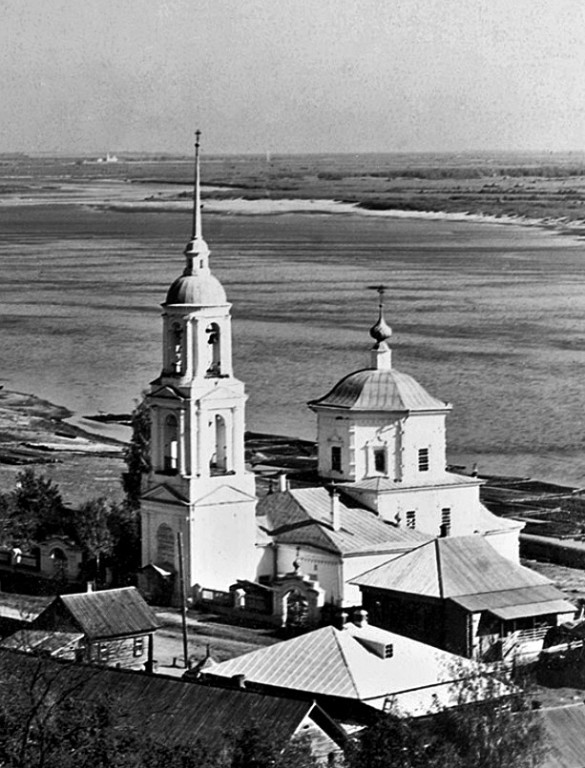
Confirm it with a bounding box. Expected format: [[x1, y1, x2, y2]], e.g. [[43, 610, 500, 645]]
[[205, 323, 221, 377], [210, 414, 227, 474], [171, 323, 183, 375], [156, 524, 175, 566], [163, 414, 178, 474]]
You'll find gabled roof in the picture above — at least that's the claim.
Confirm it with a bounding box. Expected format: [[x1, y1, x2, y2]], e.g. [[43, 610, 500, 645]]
[[206, 621, 503, 716], [259, 487, 429, 556], [0, 649, 345, 752], [351, 537, 574, 618], [34, 587, 160, 640]]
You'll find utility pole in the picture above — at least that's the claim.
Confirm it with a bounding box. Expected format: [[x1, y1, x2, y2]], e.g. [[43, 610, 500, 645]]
[[177, 531, 189, 669]]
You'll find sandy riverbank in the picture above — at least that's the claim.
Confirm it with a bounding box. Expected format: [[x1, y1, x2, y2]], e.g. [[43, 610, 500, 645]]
[[0, 389, 126, 507]]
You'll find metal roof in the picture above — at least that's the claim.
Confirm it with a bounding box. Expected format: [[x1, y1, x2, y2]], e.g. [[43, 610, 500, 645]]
[[0, 649, 340, 751], [489, 600, 576, 621], [165, 272, 227, 307], [351, 536, 570, 610], [0, 630, 83, 655], [541, 704, 585, 768], [207, 622, 498, 716], [344, 472, 480, 493], [259, 487, 429, 555], [453, 585, 573, 613], [308, 368, 449, 413], [34, 587, 160, 640]]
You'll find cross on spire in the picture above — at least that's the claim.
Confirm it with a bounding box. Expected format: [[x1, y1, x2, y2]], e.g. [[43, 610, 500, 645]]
[[192, 129, 202, 241]]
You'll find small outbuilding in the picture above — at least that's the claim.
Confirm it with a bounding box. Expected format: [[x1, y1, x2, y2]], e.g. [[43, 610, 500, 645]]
[[1, 587, 160, 671]]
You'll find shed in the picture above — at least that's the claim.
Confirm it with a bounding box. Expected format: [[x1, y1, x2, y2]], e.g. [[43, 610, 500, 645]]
[[22, 587, 160, 670]]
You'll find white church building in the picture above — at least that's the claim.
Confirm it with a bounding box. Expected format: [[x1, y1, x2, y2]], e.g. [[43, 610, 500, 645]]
[[140, 135, 523, 612]]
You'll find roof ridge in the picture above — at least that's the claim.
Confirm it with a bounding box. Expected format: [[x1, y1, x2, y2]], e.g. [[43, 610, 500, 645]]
[[350, 537, 432, 583], [331, 628, 363, 699]]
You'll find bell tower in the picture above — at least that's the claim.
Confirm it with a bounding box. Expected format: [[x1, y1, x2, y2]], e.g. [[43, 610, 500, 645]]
[[140, 132, 258, 598]]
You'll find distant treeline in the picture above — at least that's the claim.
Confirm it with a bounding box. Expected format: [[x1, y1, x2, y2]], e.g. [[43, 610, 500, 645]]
[[318, 165, 585, 181]]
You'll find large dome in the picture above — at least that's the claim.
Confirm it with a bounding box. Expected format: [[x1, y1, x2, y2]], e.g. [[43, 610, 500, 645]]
[[308, 368, 449, 413], [165, 272, 227, 306]]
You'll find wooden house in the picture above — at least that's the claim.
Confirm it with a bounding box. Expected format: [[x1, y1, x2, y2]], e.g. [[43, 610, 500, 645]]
[[351, 536, 575, 662], [0, 648, 347, 763], [1, 587, 160, 671]]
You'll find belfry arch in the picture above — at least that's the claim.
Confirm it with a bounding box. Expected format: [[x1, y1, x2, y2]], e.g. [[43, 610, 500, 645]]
[[210, 413, 228, 474], [163, 414, 178, 473], [206, 322, 221, 376]]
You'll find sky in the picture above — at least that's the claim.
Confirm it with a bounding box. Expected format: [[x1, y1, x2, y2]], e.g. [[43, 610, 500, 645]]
[[1, 0, 585, 154]]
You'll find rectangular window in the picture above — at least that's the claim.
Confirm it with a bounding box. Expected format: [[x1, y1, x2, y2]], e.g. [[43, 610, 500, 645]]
[[133, 637, 145, 657], [441, 508, 451, 537], [331, 446, 342, 473], [97, 642, 110, 662], [418, 448, 429, 472], [374, 448, 386, 474], [406, 510, 416, 530]]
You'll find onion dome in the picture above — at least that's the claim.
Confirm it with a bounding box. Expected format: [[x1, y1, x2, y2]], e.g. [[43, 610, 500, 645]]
[[370, 308, 392, 344], [308, 368, 449, 413]]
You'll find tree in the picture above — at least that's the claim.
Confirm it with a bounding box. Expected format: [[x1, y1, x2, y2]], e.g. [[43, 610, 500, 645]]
[[344, 666, 546, 768], [122, 397, 151, 511], [109, 503, 141, 586], [3, 469, 67, 548], [229, 722, 318, 768], [0, 653, 322, 768], [71, 497, 115, 585]]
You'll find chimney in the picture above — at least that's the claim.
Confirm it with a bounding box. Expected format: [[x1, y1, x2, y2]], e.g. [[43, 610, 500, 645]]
[[353, 609, 368, 628], [331, 487, 341, 531], [232, 674, 246, 689], [334, 611, 348, 630], [278, 473, 287, 493], [86, 581, 94, 593]]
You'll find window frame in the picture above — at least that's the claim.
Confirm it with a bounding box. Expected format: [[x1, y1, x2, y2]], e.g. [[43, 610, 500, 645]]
[[331, 445, 342, 473], [418, 448, 429, 472], [373, 447, 387, 474]]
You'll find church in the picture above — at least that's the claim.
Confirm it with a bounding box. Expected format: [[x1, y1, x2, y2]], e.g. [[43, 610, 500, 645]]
[[140, 136, 531, 615]]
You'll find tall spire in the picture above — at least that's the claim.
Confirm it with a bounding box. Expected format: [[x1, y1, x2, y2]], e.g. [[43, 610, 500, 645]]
[[368, 285, 392, 370], [192, 129, 202, 240], [184, 129, 210, 275]]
